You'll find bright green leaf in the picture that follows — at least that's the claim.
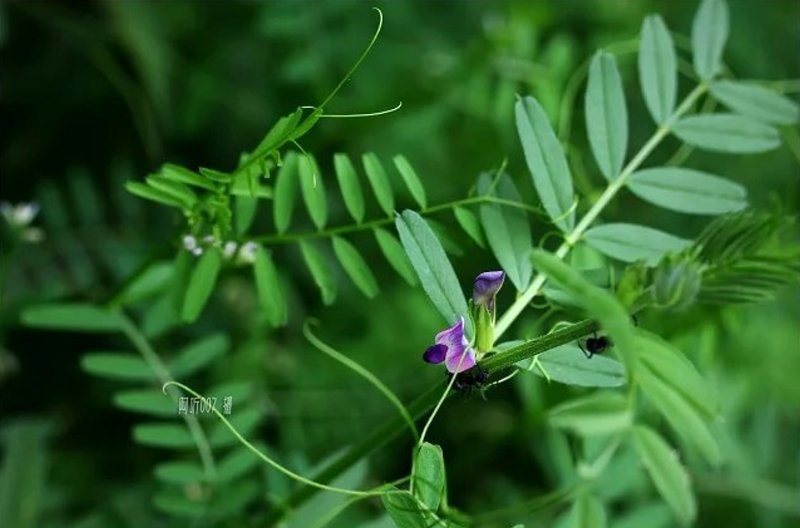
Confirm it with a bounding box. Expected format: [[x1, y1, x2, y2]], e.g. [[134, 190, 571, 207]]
[[114, 389, 175, 417], [549, 392, 632, 436], [633, 426, 696, 526], [567, 493, 607, 528], [362, 153, 395, 216], [133, 423, 195, 448], [532, 344, 627, 388], [332, 236, 379, 298], [253, 247, 288, 326], [115, 261, 174, 305], [710, 80, 800, 125], [394, 154, 427, 209], [234, 196, 258, 235], [381, 487, 428, 528], [396, 210, 469, 333], [209, 408, 262, 448], [479, 173, 533, 290], [639, 15, 677, 124], [125, 181, 185, 209], [586, 51, 628, 180], [583, 223, 690, 265], [274, 152, 299, 234], [145, 175, 197, 208], [413, 442, 446, 513], [672, 114, 780, 153], [21, 303, 121, 333], [374, 227, 417, 285], [181, 247, 223, 323], [161, 163, 216, 191], [300, 241, 337, 305], [334, 153, 365, 223], [453, 206, 486, 248], [515, 96, 575, 231], [628, 167, 747, 215], [170, 333, 228, 378], [154, 461, 205, 485], [81, 353, 153, 381], [691, 0, 729, 80], [299, 154, 327, 230]]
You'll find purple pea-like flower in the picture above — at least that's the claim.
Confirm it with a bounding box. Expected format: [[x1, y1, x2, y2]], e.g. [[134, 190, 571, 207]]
[[473, 270, 505, 312], [422, 316, 476, 373]]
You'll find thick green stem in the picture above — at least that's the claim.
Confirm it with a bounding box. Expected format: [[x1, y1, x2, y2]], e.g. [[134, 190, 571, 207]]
[[494, 83, 709, 340]]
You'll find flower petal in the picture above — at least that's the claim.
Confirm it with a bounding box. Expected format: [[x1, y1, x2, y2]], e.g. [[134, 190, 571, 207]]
[[423, 344, 447, 364], [434, 316, 466, 349], [444, 344, 476, 373], [473, 270, 505, 310]]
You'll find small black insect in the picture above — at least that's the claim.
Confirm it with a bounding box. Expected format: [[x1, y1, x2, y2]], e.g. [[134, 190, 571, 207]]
[[578, 332, 612, 359], [451, 364, 490, 393]]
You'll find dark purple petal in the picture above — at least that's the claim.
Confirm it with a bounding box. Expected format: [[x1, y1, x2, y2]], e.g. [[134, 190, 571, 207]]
[[423, 344, 447, 364], [434, 316, 466, 349], [473, 270, 505, 310]]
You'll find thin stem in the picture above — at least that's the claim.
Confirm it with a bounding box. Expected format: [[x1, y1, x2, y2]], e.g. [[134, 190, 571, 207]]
[[494, 83, 709, 340], [116, 311, 217, 481], [418, 348, 470, 447]]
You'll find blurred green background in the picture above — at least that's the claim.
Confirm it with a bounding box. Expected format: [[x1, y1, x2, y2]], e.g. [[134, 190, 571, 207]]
[[1, 1, 798, 527]]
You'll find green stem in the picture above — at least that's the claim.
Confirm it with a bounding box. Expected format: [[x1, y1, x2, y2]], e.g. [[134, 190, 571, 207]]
[[494, 83, 709, 340], [116, 311, 217, 481]]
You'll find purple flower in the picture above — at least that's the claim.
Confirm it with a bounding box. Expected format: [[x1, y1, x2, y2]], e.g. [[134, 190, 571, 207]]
[[473, 270, 505, 312], [422, 316, 476, 373]]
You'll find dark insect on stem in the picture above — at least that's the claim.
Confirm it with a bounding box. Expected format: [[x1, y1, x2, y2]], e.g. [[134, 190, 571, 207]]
[[577, 332, 612, 359], [451, 364, 490, 394]]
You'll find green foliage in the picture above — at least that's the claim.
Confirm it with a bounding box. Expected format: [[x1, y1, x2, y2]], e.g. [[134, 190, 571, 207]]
[[628, 167, 747, 215], [585, 51, 627, 181], [638, 15, 677, 125], [529, 344, 626, 388]]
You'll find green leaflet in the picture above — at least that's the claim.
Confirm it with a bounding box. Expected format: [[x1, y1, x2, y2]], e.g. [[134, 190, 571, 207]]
[[21, 303, 122, 333], [567, 493, 607, 528], [396, 210, 470, 333], [632, 426, 696, 526], [81, 352, 153, 381], [299, 154, 327, 230], [585, 51, 628, 180], [515, 96, 575, 231], [413, 442, 446, 513], [253, 247, 288, 326], [216, 443, 266, 484], [531, 344, 626, 388], [691, 0, 729, 80], [453, 206, 486, 248], [583, 223, 690, 265], [234, 196, 258, 235], [115, 261, 174, 305], [362, 152, 395, 216], [628, 167, 747, 215], [133, 423, 195, 448], [249, 108, 303, 162], [672, 114, 779, 153], [478, 173, 533, 291], [208, 408, 263, 448], [113, 389, 176, 417], [146, 175, 197, 208], [638, 15, 677, 125], [170, 333, 229, 378], [710, 80, 800, 125], [273, 151, 299, 234], [638, 366, 722, 465], [300, 240, 337, 305], [333, 153, 365, 223], [154, 461, 205, 485], [0, 421, 48, 528], [332, 236, 380, 298], [374, 227, 417, 285], [181, 247, 223, 323], [381, 487, 428, 528], [549, 392, 632, 437], [394, 154, 427, 209], [161, 163, 216, 191], [125, 181, 186, 209]]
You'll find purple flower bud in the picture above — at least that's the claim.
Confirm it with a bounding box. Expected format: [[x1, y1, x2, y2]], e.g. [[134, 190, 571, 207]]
[[473, 270, 505, 311], [421, 317, 476, 373]]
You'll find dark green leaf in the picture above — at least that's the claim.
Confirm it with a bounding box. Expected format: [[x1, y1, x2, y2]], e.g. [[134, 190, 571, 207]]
[[332, 236, 379, 298], [515, 96, 575, 231], [586, 51, 628, 180], [478, 173, 533, 290], [181, 248, 223, 323], [170, 334, 228, 378], [154, 461, 205, 485], [672, 114, 780, 153], [0, 421, 48, 528], [639, 15, 677, 124], [583, 223, 690, 265], [628, 167, 747, 215], [80, 352, 153, 381], [532, 344, 626, 388], [453, 206, 486, 248], [300, 241, 337, 305], [710, 80, 800, 125], [362, 153, 395, 216], [299, 154, 327, 230], [217, 444, 265, 484], [133, 423, 195, 448], [334, 153, 365, 223], [395, 210, 469, 332], [253, 247, 288, 326], [198, 167, 233, 182], [691, 0, 729, 80], [394, 155, 427, 209], [21, 304, 122, 333], [273, 152, 299, 234], [115, 261, 173, 305], [382, 487, 428, 528], [549, 392, 632, 436], [413, 442, 445, 513], [633, 426, 696, 526], [114, 389, 175, 417], [374, 227, 417, 285]]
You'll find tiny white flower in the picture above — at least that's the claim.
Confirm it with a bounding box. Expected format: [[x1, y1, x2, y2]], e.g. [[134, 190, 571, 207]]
[[203, 234, 216, 245], [223, 240, 238, 259], [192, 247, 204, 256], [182, 235, 198, 251], [239, 241, 258, 264], [1, 202, 40, 228]]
